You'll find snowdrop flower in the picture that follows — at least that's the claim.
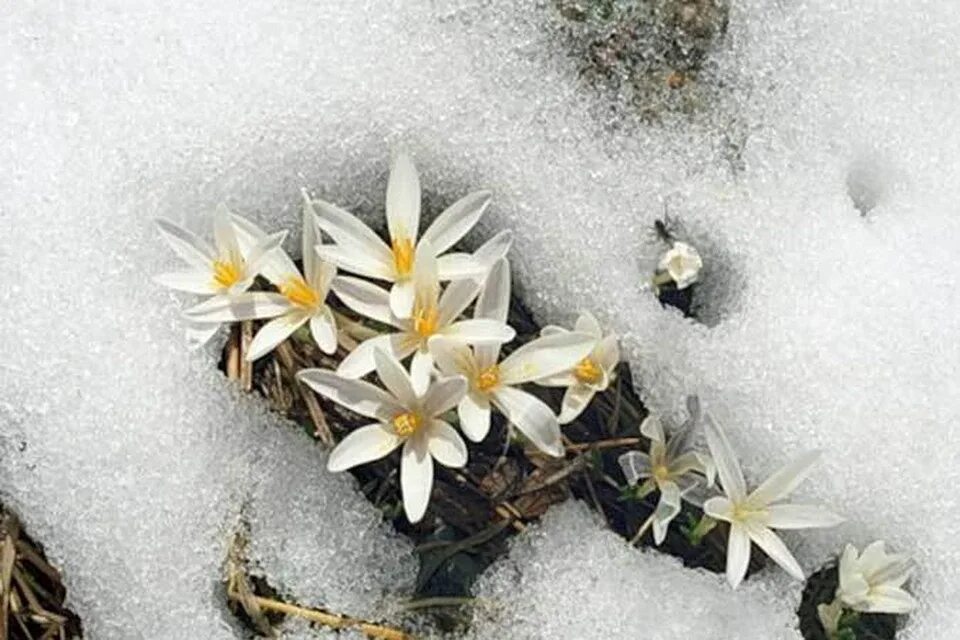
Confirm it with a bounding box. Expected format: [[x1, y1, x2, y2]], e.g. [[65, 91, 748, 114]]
[[154, 206, 286, 345], [618, 396, 716, 544], [298, 349, 468, 523], [534, 312, 620, 424], [703, 416, 843, 588], [658, 241, 702, 290], [429, 259, 595, 457], [332, 241, 514, 394], [309, 152, 489, 318], [836, 541, 917, 614], [184, 199, 338, 361]]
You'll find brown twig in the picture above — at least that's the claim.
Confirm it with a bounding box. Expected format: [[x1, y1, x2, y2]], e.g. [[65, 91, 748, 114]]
[[274, 341, 334, 447], [240, 320, 254, 391], [226, 324, 242, 381]]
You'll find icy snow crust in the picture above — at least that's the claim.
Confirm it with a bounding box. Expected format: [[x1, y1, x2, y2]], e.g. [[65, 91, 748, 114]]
[[2, 0, 959, 637]]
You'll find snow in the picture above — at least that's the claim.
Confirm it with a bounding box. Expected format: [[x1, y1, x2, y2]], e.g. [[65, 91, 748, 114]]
[[2, 0, 959, 637]]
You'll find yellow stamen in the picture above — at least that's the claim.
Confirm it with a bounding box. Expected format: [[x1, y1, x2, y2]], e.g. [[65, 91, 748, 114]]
[[732, 503, 764, 523], [412, 303, 440, 338], [652, 464, 671, 483], [280, 276, 320, 309], [391, 237, 415, 278], [212, 258, 243, 289], [392, 411, 422, 438], [574, 357, 602, 385], [475, 365, 500, 393]]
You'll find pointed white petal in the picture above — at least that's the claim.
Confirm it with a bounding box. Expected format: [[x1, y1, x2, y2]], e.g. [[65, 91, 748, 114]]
[[473, 229, 513, 271], [745, 523, 805, 580], [475, 258, 511, 322], [309, 197, 393, 261], [184, 292, 291, 322], [427, 420, 468, 468], [441, 319, 515, 344], [387, 152, 421, 244], [863, 585, 919, 614], [300, 191, 319, 278], [652, 481, 682, 545], [244, 231, 292, 285], [747, 449, 821, 507], [765, 504, 844, 530], [309, 307, 338, 355], [390, 279, 417, 319], [229, 213, 298, 282], [421, 190, 491, 254], [458, 392, 492, 442], [185, 321, 220, 349], [317, 243, 394, 281], [427, 336, 477, 378], [639, 415, 666, 444], [412, 239, 440, 306], [535, 371, 579, 388], [595, 334, 620, 371], [499, 331, 595, 385], [438, 277, 482, 326], [337, 333, 417, 380], [421, 375, 467, 417], [703, 415, 747, 501], [492, 386, 563, 457], [308, 252, 338, 297], [214, 203, 242, 257], [327, 423, 402, 472], [437, 253, 486, 281], [297, 368, 404, 421], [246, 311, 311, 362], [153, 271, 218, 295], [373, 348, 418, 408], [401, 437, 433, 523], [703, 496, 735, 523], [558, 384, 594, 424], [618, 451, 653, 486], [726, 524, 752, 588], [410, 349, 434, 397], [155, 218, 214, 269], [331, 276, 396, 327], [574, 312, 602, 338]]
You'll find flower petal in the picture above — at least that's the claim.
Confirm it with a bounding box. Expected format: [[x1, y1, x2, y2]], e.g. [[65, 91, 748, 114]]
[[747, 449, 821, 507], [618, 450, 653, 486], [703, 414, 747, 502], [492, 386, 563, 457], [373, 348, 418, 408], [317, 243, 394, 281], [421, 375, 467, 417], [703, 496, 735, 523], [387, 152, 421, 244], [594, 334, 620, 372], [534, 371, 578, 388], [155, 218, 215, 269], [184, 292, 291, 323], [765, 504, 844, 530], [438, 277, 482, 326], [213, 203, 243, 257], [652, 481, 682, 545], [327, 422, 402, 472], [499, 331, 595, 386], [745, 522, 805, 581], [726, 524, 752, 588], [338, 333, 417, 380], [862, 585, 919, 614], [436, 253, 486, 280], [473, 229, 513, 271], [309, 306, 338, 354], [153, 271, 218, 295], [297, 368, 404, 421], [427, 419, 468, 468], [475, 258, 511, 322], [229, 213, 299, 282], [184, 320, 220, 349], [441, 319, 515, 345], [558, 384, 594, 424], [401, 437, 433, 523], [410, 349, 434, 397], [331, 276, 396, 327], [308, 197, 393, 264], [390, 279, 417, 319], [427, 336, 477, 378], [246, 311, 311, 362], [421, 190, 491, 254], [639, 415, 666, 445], [574, 312, 602, 338], [458, 391, 491, 442]]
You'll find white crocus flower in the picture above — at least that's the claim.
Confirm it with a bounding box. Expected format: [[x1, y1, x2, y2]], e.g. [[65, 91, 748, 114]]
[[298, 349, 468, 523], [309, 152, 489, 318], [703, 416, 844, 588], [836, 541, 918, 614], [658, 241, 703, 290], [154, 205, 286, 345], [331, 240, 514, 394], [429, 259, 595, 457], [534, 312, 620, 424], [618, 396, 716, 544], [184, 200, 338, 361]]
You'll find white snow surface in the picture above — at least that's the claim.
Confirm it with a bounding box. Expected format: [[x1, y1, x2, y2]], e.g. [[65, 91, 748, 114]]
[[2, 0, 959, 638]]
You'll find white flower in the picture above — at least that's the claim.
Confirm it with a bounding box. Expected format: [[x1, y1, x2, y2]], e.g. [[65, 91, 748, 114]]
[[298, 349, 468, 523], [184, 196, 338, 361], [331, 241, 514, 394], [154, 205, 286, 345], [534, 312, 620, 424], [618, 396, 716, 544], [309, 152, 489, 318], [658, 241, 702, 290], [837, 541, 918, 614], [703, 416, 843, 588], [429, 259, 595, 457]]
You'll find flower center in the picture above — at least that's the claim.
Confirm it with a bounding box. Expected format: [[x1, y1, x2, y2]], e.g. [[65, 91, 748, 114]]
[[652, 464, 671, 483], [392, 411, 422, 437], [412, 303, 440, 338], [475, 365, 501, 393], [212, 257, 244, 289], [574, 357, 602, 384], [280, 276, 320, 309], [732, 502, 765, 524], [391, 237, 415, 278]]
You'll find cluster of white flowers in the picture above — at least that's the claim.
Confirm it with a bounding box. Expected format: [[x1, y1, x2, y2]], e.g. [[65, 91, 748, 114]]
[[155, 152, 620, 523]]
